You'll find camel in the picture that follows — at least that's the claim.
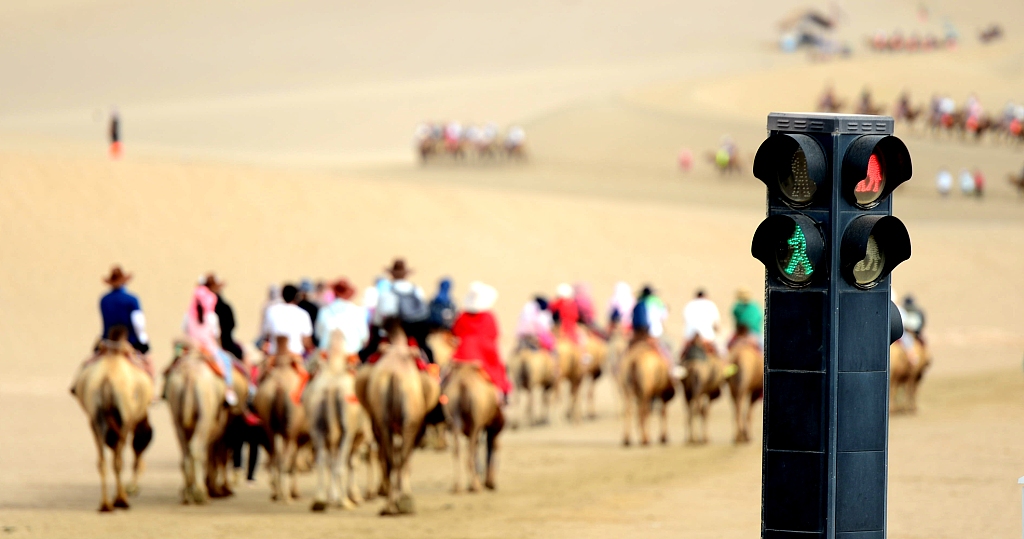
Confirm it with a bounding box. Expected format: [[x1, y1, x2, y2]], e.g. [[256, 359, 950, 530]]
[[1009, 173, 1024, 196], [726, 337, 764, 444], [619, 337, 675, 446], [443, 363, 505, 492], [252, 336, 309, 503], [165, 345, 250, 504], [355, 320, 440, 516], [554, 333, 585, 424], [580, 328, 608, 420], [304, 331, 378, 512], [509, 341, 556, 428], [680, 336, 729, 445], [70, 327, 154, 512], [890, 339, 931, 414]]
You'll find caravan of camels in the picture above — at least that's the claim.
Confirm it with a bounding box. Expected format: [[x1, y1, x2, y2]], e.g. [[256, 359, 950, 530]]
[[70, 260, 930, 516]]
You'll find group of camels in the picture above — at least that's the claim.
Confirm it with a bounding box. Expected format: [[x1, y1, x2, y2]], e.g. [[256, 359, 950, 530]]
[[71, 316, 930, 515]]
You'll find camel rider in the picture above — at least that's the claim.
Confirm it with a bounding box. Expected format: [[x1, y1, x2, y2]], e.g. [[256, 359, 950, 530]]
[[451, 282, 511, 402], [573, 282, 597, 329], [607, 281, 635, 333], [263, 284, 313, 398], [729, 288, 763, 351], [515, 296, 555, 352], [298, 279, 321, 346], [98, 265, 152, 375], [206, 274, 244, 360], [683, 289, 721, 357], [314, 278, 369, 365], [631, 286, 671, 362], [549, 284, 580, 343], [902, 295, 926, 343], [185, 275, 240, 406], [383, 258, 435, 364], [428, 277, 458, 332], [893, 288, 919, 365]]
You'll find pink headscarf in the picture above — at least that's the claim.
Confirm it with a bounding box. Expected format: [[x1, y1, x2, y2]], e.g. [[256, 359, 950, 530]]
[[186, 285, 220, 353], [573, 282, 595, 324]]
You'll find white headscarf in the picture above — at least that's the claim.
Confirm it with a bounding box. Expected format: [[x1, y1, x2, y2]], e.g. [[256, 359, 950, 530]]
[[464, 281, 498, 313], [609, 281, 635, 320]]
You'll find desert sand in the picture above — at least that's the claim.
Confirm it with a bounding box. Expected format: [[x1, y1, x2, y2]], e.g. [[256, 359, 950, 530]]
[[1, 1, 1023, 537]]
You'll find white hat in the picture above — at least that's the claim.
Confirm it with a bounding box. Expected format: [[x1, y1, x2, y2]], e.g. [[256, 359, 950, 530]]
[[556, 283, 574, 299], [464, 281, 498, 313]]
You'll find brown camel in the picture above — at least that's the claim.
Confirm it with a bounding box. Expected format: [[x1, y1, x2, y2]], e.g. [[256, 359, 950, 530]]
[[355, 320, 440, 516], [619, 337, 675, 446], [554, 333, 585, 423], [443, 363, 505, 492], [890, 339, 931, 414], [726, 338, 764, 444], [70, 327, 154, 512], [580, 328, 608, 420], [165, 345, 250, 504], [509, 341, 556, 428], [680, 336, 729, 445], [304, 331, 378, 512], [252, 336, 309, 503]]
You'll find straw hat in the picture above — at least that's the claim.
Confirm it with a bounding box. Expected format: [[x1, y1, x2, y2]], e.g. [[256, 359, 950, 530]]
[[464, 281, 498, 313], [203, 272, 225, 292], [386, 258, 412, 280], [736, 287, 751, 302], [103, 265, 132, 288]]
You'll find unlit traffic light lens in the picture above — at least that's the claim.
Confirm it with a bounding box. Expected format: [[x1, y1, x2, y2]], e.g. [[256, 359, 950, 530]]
[[853, 153, 886, 206], [780, 149, 816, 204], [851, 234, 885, 286]]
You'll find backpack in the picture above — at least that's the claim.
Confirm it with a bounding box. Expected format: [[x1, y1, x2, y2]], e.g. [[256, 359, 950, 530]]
[[631, 300, 649, 331], [396, 289, 430, 323], [428, 299, 456, 330]]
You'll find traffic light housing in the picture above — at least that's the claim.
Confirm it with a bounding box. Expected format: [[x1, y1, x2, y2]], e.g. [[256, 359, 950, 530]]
[[752, 113, 912, 539]]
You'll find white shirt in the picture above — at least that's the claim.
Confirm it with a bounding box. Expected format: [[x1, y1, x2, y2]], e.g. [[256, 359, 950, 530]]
[[646, 300, 668, 338], [683, 298, 721, 342], [315, 299, 369, 355], [263, 302, 313, 355]]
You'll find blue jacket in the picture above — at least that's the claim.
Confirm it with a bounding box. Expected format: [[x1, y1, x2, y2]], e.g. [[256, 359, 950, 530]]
[[100, 287, 147, 352]]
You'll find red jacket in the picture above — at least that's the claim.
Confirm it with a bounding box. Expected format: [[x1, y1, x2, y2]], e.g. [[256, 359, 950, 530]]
[[451, 311, 510, 394], [549, 298, 580, 343]]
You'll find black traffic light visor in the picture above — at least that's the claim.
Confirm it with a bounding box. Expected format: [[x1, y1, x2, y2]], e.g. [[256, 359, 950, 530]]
[[752, 214, 825, 288], [753, 134, 828, 208], [840, 215, 911, 289], [841, 135, 912, 208]]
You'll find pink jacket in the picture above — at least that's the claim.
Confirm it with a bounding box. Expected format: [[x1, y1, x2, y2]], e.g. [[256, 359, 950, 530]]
[[186, 285, 220, 354]]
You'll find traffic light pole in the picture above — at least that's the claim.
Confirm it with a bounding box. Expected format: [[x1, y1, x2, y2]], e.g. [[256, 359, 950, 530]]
[[753, 113, 912, 539]]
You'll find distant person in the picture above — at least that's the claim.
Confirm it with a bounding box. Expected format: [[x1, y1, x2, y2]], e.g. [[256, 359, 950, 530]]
[[428, 277, 458, 332], [573, 282, 597, 329], [607, 281, 635, 332], [549, 284, 580, 343], [297, 279, 320, 345], [936, 168, 953, 196], [959, 168, 975, 195], [729, 288, 763, 351], [263, 284, 314, 357], [902, 295, 926, 344], [382, 258, 434, 363], [630, 285, 670, 362], [255, 284, 281, 353], [515, 296, 554, 351], [314, 278, 369, 358], [683, 289, 721, 356], [109, 109, 121, 159], [973, 168, 985, 198], [359, 276, 391, 363], [207, 274, 243, 361], [678, 148, 694, 172]]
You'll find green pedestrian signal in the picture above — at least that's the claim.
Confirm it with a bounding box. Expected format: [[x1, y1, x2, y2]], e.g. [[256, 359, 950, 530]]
[[784, 226, 814, 278]]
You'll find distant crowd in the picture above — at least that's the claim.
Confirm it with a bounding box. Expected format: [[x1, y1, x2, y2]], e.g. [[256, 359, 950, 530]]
[[414, 121, 527, 163]]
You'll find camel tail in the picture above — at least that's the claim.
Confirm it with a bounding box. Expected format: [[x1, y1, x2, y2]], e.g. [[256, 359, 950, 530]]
[[96, 379, 123, 449], [384, 373, 404, 433], [628, 356, 643, 400], [270, 387, 289, 434], [325, 386, 343, 444], [178, 376, 199, 433]]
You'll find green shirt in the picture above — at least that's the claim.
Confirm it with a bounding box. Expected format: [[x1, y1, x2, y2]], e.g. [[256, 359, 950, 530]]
[[732, 301, 763, 335]]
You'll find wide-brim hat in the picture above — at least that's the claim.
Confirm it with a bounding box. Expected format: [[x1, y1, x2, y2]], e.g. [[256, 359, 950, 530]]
[[103, 265, 132, 287], [332, 278, 356, 301], [386, 258, 412, 279], [203, 272, 225, 291], [464, 281, 498, 313]]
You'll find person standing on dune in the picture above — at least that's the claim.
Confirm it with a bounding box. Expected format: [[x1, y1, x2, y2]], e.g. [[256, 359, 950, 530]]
[[109, 109, 121, 159]]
